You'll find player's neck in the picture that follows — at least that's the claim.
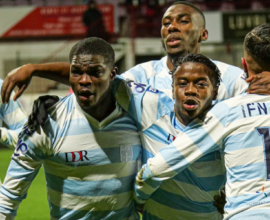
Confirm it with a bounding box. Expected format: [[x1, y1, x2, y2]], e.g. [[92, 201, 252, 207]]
[[175, 112, 191, 126], [86, 90, 116, 122], [166, 48, 201, 71]]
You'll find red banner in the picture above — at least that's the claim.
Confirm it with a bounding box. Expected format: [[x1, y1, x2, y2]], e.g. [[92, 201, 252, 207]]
[[2, 5, 114, 38]]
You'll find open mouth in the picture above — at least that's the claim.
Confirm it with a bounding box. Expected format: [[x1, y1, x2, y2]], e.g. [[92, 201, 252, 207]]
[[78, 90, 95, 101], [167, 36, 181, 46], [183, 99, 199, 111]]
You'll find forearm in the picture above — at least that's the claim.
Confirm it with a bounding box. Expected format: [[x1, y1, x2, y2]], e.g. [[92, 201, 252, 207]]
[[0, 157, 41, 218], [31, 62, 70, 85], [134, 111, 226, 201]]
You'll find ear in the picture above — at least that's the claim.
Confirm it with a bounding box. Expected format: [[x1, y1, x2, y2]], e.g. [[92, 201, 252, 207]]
[[110, 67, 118, 81], [212, 86, 218, 101], [201, 29, 208, 42], [172, 83, 175, 99], [242, 57, 248, 74]]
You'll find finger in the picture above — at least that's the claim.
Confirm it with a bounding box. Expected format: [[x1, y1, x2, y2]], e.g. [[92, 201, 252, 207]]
[[250, 80, 267, 88], [37, 102, 46, 125], [248, 89, 269, 95], [13, 84, 27, 101], [221, 190, 226, 199], [248, 85, 268, 90], [35, 99, 47, 126], [214, 195, 219, 201], [33, 99, 38, 115], [249, 76, 264, 86], [2, 81, 16, 104], [1, 77, 9, 103], [246, 76, 254, 82]]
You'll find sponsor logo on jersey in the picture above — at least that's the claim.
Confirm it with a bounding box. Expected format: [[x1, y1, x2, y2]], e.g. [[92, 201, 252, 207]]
[[14, 140, 28, 157], [256, 186, 270, 198], [147, 87, 159, 93], [65, 151, 90, 162]]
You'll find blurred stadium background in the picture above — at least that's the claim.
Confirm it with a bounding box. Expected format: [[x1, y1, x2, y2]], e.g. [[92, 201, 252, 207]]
[[0, 0, 269, 219]]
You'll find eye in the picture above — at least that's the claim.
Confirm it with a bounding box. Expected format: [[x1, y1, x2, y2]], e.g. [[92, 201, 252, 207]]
[[180, 20, 189, 24], [92, 70, 103, 77], [180, 16, 190, 24], [177, 82, 187, 87], [71, 71, 81, 76], [197, 82, 207, 87], [162, 20, 171, 26]]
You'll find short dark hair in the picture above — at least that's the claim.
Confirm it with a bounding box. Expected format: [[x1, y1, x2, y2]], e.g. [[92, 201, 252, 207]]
[[69, 37, 115, 67], [171, 1, 205, 28], [171, 53, 221, 87], [244, 23, 270, 68]]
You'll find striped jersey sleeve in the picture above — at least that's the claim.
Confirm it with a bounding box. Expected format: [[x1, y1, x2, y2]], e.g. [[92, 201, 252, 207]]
[[0, 104, 55, 219], [0, 80, 27, 148], [112, 76, 174, 131], [134, 102, 230, 202], [0, 94, 141, 219]]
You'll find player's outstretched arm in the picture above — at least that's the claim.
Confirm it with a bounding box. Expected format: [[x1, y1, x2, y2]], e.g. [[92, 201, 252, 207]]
[[134, 104, 229, 202], [246, 71, 270, 95], [0, 131, 50, 218], [1, 62, 70, 103]]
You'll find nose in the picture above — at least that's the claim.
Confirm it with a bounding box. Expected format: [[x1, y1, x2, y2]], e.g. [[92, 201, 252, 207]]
[[184, 83, 197, 96], [79, 73, 92, 87], [168, 20, 180, 33]]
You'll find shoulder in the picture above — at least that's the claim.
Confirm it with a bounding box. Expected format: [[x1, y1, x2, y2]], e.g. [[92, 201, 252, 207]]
[[45, 94, 76, 124], [223, 93, 270, 107], [22, 94, 75, 139], [122, 57, 165, 79], [128, 81, 173, 116], [212, 60, 245, 77]]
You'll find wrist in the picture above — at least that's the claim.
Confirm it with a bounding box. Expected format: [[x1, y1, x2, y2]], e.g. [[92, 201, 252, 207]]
[[24, 63, 36, 77]]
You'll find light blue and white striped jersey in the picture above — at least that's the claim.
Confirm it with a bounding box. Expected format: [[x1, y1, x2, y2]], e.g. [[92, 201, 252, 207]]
[[0, 79, 27, 148], [122, 56, 248, 103], [113, 78, 224, 220], [134, 93, 270, 220], [0, 94, 142, 220]]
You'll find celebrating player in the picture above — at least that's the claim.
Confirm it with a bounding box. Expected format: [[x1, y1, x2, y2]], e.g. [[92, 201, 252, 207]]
[[0, 38, 142, 219], [114, 54, 223, 219], [134, 23, 270, 220]]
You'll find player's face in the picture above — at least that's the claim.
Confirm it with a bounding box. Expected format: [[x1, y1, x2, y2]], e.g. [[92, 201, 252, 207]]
[[173, 62, 217, 125], [70, 54, 116, 112], [161, 5, 205, 56]]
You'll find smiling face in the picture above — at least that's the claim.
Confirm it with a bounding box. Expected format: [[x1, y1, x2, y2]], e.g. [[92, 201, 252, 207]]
[[173, 62, 218, 125], [161, 4, 207, 57], [69, 54, 116, 113]]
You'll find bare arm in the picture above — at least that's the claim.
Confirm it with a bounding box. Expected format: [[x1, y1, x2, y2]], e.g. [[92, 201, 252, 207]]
[[1, 62, 70, 103]]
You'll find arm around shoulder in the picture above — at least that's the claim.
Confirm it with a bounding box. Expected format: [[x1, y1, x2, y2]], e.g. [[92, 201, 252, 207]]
[[1, 62, 70, 103]]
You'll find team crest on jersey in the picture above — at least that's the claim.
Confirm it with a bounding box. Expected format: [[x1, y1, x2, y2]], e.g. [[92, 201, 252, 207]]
[[167, 134, 176, 142], [120, 145, 133, 162]]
